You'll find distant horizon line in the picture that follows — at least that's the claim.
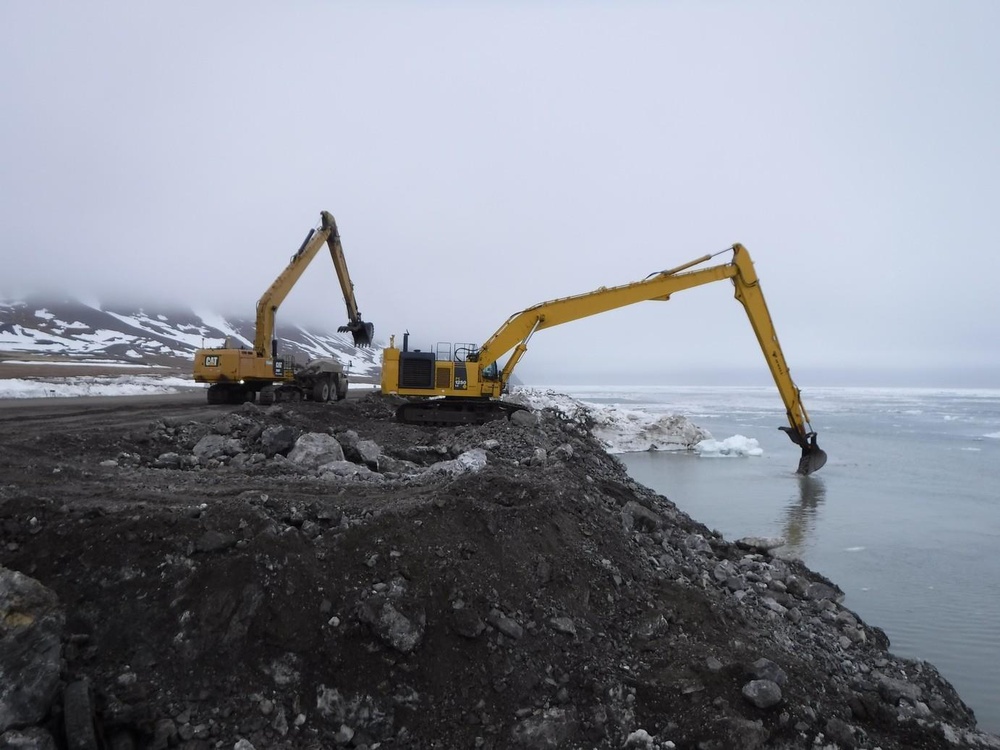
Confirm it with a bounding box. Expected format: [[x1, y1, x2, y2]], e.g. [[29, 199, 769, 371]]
[[523, 382, 1000, 391]]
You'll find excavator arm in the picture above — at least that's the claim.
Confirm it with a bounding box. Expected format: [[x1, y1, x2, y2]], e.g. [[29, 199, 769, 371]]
[[321, 211, 376, 348], [253, 211, 374, 357], [472, 244, 826, 475]]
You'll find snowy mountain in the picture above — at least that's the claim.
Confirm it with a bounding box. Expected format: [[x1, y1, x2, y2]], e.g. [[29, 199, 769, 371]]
[[0, 296, 381, 381]]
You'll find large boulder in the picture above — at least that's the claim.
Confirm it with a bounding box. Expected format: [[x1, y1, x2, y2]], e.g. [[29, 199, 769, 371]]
[[288, 433, 345, 470], [0, 567, 64, 732], [336, 430, 382, 470], [429, 449, 487, 476], [192, 434, 242, 461], [260, 425, 298, 458]]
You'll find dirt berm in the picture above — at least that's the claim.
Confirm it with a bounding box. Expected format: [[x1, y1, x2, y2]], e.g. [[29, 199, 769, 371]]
[[1, 393, 997, 750]]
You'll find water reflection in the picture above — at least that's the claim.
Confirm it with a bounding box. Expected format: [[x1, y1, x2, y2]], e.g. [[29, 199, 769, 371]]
[[781, 476, 827, 556]]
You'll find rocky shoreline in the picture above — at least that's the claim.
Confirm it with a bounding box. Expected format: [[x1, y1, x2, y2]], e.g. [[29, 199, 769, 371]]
[[1, 392, 998, 749]]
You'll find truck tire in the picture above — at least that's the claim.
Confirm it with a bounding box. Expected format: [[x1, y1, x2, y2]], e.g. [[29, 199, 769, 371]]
[[313, 379, 331, 403], [336, 376, 348, 401]]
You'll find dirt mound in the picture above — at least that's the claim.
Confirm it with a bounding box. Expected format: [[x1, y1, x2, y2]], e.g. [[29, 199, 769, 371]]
[[1, 394, 996, 749]]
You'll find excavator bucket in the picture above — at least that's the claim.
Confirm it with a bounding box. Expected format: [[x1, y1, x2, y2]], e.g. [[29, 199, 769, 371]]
[[780, 427, 827, 475], [338, 320, 375, 348], [797, 442, 827, 476]]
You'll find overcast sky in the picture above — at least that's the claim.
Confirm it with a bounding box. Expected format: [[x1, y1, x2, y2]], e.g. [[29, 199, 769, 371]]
[[2, 2, 998, 387]]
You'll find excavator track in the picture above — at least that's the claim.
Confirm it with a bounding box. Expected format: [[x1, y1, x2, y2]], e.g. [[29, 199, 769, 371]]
[[395, 398, 528, 426]]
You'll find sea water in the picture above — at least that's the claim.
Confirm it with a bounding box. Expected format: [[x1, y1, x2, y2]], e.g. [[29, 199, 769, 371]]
[[550, 385, 1000, 733]]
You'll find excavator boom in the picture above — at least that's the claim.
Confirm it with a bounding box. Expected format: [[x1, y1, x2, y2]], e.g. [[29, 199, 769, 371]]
[[382, 244, 826, 475]]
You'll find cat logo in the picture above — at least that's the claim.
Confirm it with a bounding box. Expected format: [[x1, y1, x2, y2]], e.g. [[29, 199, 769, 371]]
[[203, 355, 220, 367]]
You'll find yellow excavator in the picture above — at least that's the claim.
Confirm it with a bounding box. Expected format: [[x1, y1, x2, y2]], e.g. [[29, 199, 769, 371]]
[[381, 244, 826, 475], [193, 211, 374, 405]]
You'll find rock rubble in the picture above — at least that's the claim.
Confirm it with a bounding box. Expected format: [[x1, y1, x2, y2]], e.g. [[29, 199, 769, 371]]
[[0, 392, 997, 749]]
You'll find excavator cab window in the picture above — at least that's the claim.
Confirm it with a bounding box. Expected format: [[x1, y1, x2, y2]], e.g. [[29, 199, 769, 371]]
[[482, 361, 500, 381]]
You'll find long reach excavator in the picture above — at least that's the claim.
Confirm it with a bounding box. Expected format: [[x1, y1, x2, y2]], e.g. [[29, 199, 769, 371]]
[[381, 244, 827, 475], [194, 211, 374, 405]]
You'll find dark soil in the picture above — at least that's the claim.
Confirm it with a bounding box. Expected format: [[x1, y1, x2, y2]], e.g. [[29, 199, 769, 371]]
[[0, 393, 996, 750]]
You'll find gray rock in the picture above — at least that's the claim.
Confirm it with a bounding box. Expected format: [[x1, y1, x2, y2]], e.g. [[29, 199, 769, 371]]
[[358, 597, 425, 653], [0, 726, 58, 749], [510, 707, 577, 748], [806, 581, 843, 603], [153, 452, 182, 469], [333, 724, 354, 745], [0, 567, 64, 733], [487, 610, 524, 640], [336, 431, 382, 470], [315, 685, 347, 723], [336, 429, 361, 448], [192, 434, 242, 460], [222, 584, 265, 647], [762, 598, 788, 616], [750, 658, 788, 686], [150, 719, 177, 750], [877, 675, 923, 705], [354, 439, 381, 470], [736, 536, 786, 552], [548, 617, 576, 636], [785, 576, 809, 598], [824, 716, 856, 747], [844, 626, 867, 644], [429, 449, 488, 476], [622, 501, 662, 532], [741, 679, 783, 709], [683, 534, 713, 555], [194, 530, 237, 554], [260, 425, 297, 457], [712, 560, 737, 582], [551, 443, 574, 461], [233, 739, 256, 750], [271, 707, 288, 736], [529, 448, 547, 466], [288, 433, 345, 469], [451, 610, 486, 639], [318, 460, 374, 478], [510, 409, 538, 427]]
